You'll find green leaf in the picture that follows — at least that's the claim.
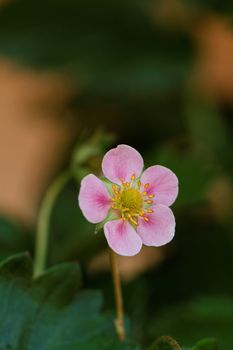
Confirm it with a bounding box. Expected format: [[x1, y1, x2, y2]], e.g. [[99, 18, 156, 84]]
[[192, 338, 218, 350], [149, 297, 233, 349], [148, 336, 181, 350], [0, 252, 138, 349]]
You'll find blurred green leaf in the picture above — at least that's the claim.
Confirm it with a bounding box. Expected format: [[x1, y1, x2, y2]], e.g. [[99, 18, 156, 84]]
[[0, 252, 137, 349], [146, 146, 214, 206], [71, 129, 116, 180], [185, 99, 232, 172], [191, 338, 218, 350], [182, 0, 233, 17], [0, 217, 31, 260], [150, 297, 233, 349], [0, 0, 192, 97], [148, 336, 181, 350]]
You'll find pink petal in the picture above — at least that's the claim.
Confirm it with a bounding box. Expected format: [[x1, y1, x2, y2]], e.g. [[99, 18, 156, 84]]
[[104, 219, 142, 256], [137, 204, 175, 247], [78, 174, 111, 224], [141, 165, 178, 206], [102, 144, 144, 185]]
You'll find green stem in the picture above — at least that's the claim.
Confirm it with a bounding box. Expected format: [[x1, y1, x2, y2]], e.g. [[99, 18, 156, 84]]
[[33, 170, 71, 278], [109, 248, 126, 341]]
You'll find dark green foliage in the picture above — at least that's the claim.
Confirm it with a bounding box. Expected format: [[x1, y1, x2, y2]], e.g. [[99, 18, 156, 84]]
[[150, 298, 231, 349], [0, 253, 224, 350], [0, 253, 139, 350], [191, 338, 218, 350], [0, 217, 32, 261], [0, 0, 192, 97], [148, 336, 181, 350]]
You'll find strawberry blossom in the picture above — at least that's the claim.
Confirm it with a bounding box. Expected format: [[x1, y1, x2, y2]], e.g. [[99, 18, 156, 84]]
[[78, 145, 178, 256]]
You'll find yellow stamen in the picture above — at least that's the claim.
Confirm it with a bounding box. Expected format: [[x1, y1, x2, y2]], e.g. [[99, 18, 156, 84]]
[[128, 214, 138, 226], [142, 191, 147, 196], [146, 200, 153, 204], [110, 184, 146, 227], [147, 209, 154, 213], [144, 183, 150, 189], [144, 217, 149, 222], [131, 174, 135, 181], [131, 219, 138, 226], [119, 178, 124, 183], [122, 208, 130, 212], [148, 194, 154, 198], [138, 181, 141, 188]]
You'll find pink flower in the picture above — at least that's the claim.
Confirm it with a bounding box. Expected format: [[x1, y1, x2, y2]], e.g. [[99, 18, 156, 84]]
[[78, 145, 178, 256]]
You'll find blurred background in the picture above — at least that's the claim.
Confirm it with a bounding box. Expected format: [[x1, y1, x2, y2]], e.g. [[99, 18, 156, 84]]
[[0, 0, 233, 348]]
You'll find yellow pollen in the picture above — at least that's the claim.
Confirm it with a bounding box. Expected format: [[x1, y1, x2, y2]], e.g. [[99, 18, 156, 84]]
[[122, 208, 130, 212], [147, 209, 154, 213], [124, 182, 130, 187], [144, 217, 149, 222], [131, 174, 135, 181], [119, 178, 124, 183], [144, 183, 150, 189], [111, 187, 143, 225], [120, 188, 143, 211], [146, 200, 153, 204], [142, 191, 147, 196], [138, 181, 141, 188], [148, 194, 155, 198], [127, 214, 138, 226]]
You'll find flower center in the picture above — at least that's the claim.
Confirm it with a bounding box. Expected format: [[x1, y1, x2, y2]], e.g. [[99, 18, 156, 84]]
[[120, 188, 143, 212], [110, 175, 155, 226]]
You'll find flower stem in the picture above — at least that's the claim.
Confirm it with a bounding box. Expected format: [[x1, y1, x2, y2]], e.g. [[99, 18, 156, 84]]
[[33, 170, 71, 278], [109, 248, 126, 341]]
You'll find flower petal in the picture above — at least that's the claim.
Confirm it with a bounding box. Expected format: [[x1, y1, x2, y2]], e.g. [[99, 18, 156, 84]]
[[78, 174, 111, 224], [141, 165, 178, 206], [102, 144, 144, 185], [104, 219, 142, 256], [137, 204, 175, 247]]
